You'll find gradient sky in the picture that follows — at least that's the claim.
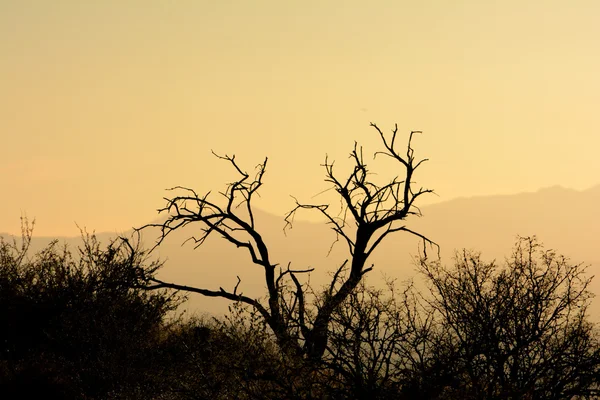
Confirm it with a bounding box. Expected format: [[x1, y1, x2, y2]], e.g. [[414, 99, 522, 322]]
[[1, 1, 599, 236]]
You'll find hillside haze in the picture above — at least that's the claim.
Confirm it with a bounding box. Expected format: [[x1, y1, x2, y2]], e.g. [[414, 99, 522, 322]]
[[3, 185, 599, 318]]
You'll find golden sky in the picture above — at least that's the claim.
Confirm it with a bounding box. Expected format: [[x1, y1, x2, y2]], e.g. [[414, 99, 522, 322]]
[[1, 0, 599, 236]]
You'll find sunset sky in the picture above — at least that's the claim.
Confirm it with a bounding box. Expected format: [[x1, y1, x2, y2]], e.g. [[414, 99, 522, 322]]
[[2, 1, 599, 236]]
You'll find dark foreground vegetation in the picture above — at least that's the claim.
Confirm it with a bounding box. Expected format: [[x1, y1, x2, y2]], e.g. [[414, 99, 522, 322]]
[[3, 124, 600, 399], [2, 226, 599, 399]]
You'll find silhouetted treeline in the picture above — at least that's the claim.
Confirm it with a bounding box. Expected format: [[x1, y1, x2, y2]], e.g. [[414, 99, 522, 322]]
[[2, 225, 600, 399]]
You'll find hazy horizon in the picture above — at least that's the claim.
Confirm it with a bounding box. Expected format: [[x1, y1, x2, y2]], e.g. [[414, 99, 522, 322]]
[[4, 183, 598, 320], [1, 183, 599, 237]]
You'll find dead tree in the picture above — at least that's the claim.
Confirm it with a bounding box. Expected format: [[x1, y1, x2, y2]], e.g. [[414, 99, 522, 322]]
[[138, 123, 436, 362]]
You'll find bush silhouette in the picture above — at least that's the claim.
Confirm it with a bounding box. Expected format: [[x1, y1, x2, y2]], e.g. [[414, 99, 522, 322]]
[[0, 224, 180, 399]]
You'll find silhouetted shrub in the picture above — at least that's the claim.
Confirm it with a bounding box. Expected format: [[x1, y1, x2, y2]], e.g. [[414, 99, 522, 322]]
[[0, 223, 180, 399], [420, 236, 600, 399], [155, 304, 318, 400]]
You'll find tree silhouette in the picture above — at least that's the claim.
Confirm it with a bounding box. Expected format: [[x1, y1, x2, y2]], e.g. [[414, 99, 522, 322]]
[[419, 236, 600, 399], [139, 123, 436, 362]]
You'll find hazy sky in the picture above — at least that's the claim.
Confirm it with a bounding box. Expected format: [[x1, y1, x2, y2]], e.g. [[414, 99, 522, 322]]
[[1, 1, 599, 236]]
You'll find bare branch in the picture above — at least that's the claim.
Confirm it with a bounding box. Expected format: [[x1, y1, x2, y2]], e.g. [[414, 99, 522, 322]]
[[329, 260, 349, 297], [146, 276, 270, 321]]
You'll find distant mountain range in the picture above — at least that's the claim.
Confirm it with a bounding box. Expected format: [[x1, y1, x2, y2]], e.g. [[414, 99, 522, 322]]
[[2, 185, 599, 318]]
